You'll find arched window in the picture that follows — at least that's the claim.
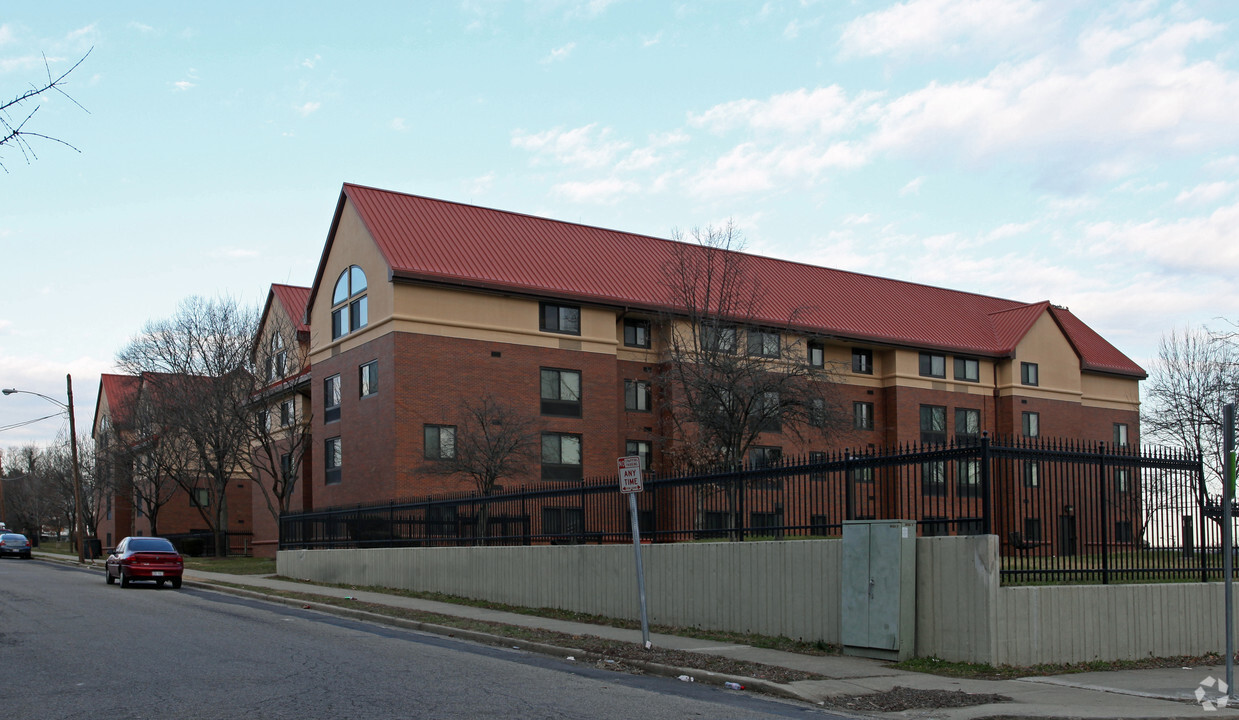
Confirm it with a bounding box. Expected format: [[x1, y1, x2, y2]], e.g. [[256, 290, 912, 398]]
[[331, 265, 368, 340]]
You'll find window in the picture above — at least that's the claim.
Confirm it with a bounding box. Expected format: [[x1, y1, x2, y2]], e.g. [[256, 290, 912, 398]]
[[852, 348, 873, 375], [923, 517, 950, 537], [190, 489, 209, 508], [624, 380, 651, 412], [1023, 460, 1040, 487], [852, 466, 875, 483], [921, 461, 946, 496], [757, 391, 781, 432], [954, 357, 979, 382], [540, 302, 580, 335], [808, 341, 825, 368], [747, 329, 781, 358], [751, 510, 784, 537], [324, 437, 342, 485], [541, 368, 582, 417], [809, 451, 826, 481], [853, 401, 874, 431], [1021, 362, 1039, 386], [702, 323, 737, 353], [955, 408, 980, 443], [1114, 467, 1131, 493], [267, 333, 287, 381], [324, 375, 341, 423], [424, 425, 456, 460], [1114, 423, 1129, 447], [1115, 521, 1133, 543], [331, 265, 368, 340], [810, 397, 827, 427], [541, 433, 582, 481], [958, 459, 981, 497], [1023, 517, 1042, 542], [920, 405, 947, 444], [543, 507, 584, 539], [255, 409, 270, 433], [279, 398, 295, 427], [919, 353, 946, 378], [359, 361, 378, 398], [626, 440, 652, 470], [280, 452, 295, 482], [623, 318, 650, 348], [1022, 411, 1040, 438], [748, 446, 782, 469]]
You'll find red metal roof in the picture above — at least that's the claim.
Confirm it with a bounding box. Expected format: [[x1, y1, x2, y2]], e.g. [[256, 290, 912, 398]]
[[316, 183, 1144, 378], [94, 373, 141, 434], [270, 284, 311, 333], [1050, 306, 1146, 378]]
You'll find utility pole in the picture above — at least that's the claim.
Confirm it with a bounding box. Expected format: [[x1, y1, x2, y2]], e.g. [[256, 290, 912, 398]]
[[67, 374, 85, 563]]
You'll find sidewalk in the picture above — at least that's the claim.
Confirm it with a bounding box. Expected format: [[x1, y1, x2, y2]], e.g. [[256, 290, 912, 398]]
[[50, 552, 1237, 718]]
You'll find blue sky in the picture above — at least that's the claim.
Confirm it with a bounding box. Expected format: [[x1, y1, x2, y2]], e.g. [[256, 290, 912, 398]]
[[2, 0, 1237, 448]]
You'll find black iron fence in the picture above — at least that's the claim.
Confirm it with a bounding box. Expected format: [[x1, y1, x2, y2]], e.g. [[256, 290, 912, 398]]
[[281, 436, 1211, 585], [163, 531, 254, 557]]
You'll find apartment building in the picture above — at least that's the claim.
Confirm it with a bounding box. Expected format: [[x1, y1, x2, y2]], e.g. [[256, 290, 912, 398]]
[[299, 183, 1143, 513]]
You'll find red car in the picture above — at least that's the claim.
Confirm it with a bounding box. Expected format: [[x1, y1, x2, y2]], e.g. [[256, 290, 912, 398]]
[[105, 537, 184, 589]]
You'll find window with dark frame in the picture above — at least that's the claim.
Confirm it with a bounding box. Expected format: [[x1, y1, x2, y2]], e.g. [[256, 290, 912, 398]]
[[1115, 467, 1131, 493], [702, 323, 737, 353], [1022, 411, 1040, 438], [954, 357, 979, 382], [747, 328, 781, 358], [543, 507, 584, 538], [540, 368, 582, 417], [852, 466, 874, 483], [757, 391, 781, 432], [922, 517, 950, 537], [359, 361, 378, 398], [424, 424, 457, 460], [748, 445, 782, 469], [540, 302, 580, 335], [853, 401, 874, 430], [331, 265, 368, 340], [919, 352, 946, 378], [852, 348, 873, 374], [624, 379, 652, 412], [808, 341, 825, 368], [626, 440, 652, 470], [324, 437, 342, 485], [1023, 460, 1040, 487], [1115, 521, 1133, 543], [280, 452, 295, 482], [1021, 361, 1039, 386], [957, 459, 981, 496], [921, 461, 946, 496], [1114, 423, 1129, 447], [920, 405, 947, 444], [623, 318, 651, 348], [190, 488, 209, 508], [541, 433, 582, 481], [809, 450, 826, 481], [280, 398, 295, 427], [1023, 517, 1042, 542], [810, 397, 827, 427], [955, 408, 980, 443], [267, 333, 287, 381], [323, 375, 341, 423]]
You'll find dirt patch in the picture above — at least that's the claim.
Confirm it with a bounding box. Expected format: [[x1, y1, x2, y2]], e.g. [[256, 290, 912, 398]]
[[824, 686, 1012, 713]]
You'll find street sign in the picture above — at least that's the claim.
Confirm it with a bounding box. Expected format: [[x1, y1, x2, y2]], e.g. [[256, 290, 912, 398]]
[[618, 456, 643, 494]]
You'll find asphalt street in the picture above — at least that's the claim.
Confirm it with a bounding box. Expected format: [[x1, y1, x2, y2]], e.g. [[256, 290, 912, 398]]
[[0, 559, 847, 720]]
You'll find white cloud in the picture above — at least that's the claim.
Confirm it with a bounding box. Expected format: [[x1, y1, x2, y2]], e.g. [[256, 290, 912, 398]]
[[1175, 181, 1237, 205], [552, 178, 640, 204], [173, 80, 195, 91], [129, 22, 155, 34], [301, 54, 322, 69], [690, 86, 876, 138], [390, 118, 408, 132], [295, 101, 321, 117], [839, 0, 1044, 58], [468, 171, 495, 196], [541, 42, 576, 64], [642, 31, 662, 47], [784, 20, 800, 40], [512, 124, 630, 168], [0, 24, 13, 45], [0, 319, 12, 334], [1085, 201, 1239, 277], [899, 177, 923, 196]]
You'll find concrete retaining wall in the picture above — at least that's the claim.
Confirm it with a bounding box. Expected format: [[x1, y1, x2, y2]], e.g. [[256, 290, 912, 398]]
[[279, 537, 1239, 665]]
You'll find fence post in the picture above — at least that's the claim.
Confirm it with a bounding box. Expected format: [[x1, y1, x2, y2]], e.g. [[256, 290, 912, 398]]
[[1097, 442, 1110, 585], [844, 452, 854, 522], [980, 434, 992, 536]]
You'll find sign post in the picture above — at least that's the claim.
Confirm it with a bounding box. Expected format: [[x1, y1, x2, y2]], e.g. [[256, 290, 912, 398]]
[[1225, 403, 1235, 699], [618, 456, 651, 649]]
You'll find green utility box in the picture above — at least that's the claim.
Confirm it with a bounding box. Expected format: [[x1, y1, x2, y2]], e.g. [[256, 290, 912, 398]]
[[841, 519, 916, 661]]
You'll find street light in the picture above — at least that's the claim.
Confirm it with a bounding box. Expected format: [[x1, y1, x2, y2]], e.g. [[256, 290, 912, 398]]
[[2, 375, 86, 563]]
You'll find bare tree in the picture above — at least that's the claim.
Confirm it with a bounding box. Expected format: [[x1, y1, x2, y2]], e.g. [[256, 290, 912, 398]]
[[249, 310, 314, 524], [423, 396, 539, 541], [116, 296, 260, 556], [658, 223, 847, 471], [1, 49, 91, 171]]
